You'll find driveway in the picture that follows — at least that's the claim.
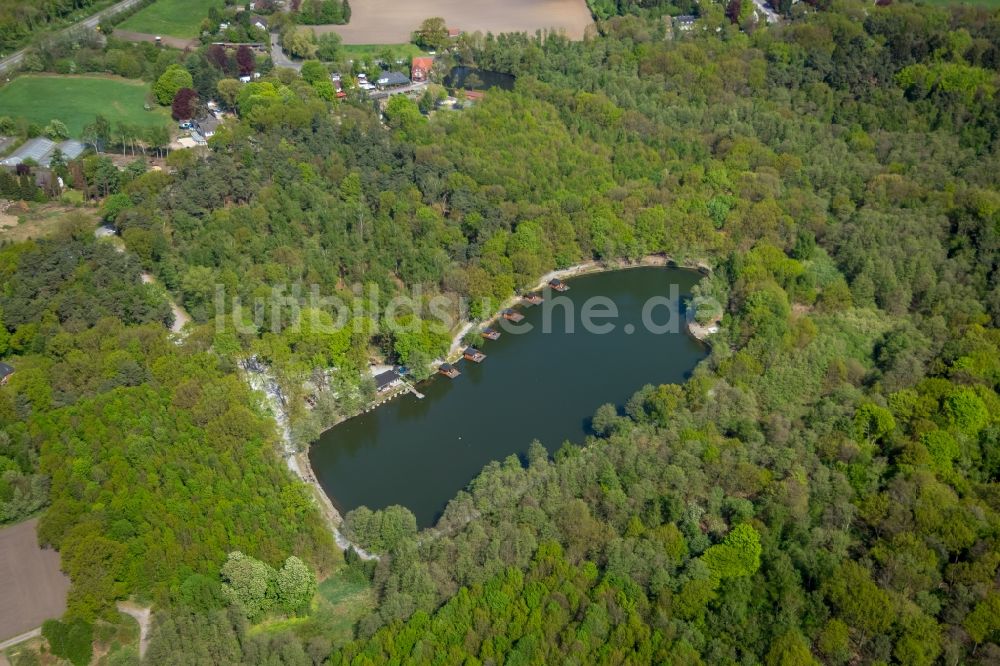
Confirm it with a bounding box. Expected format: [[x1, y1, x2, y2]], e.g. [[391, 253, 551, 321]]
[[270, 33, 302, 71]]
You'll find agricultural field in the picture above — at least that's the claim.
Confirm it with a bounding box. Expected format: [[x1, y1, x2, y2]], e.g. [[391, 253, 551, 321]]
[[314, 0, 592, 44], [0, 518, 70, 642], [0, 75, 169, 136], [117, 0, 224, 38]]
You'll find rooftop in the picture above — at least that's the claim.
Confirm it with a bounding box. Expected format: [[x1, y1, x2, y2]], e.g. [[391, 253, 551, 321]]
[[377, 71, 411, 87], [0, 138, 86, 167], [0, 362, 13, 380], [196, 116, 222, 133], [374, 369, 401, 390]]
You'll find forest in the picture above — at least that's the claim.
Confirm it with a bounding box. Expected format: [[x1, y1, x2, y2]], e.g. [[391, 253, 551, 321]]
[[1, 0, 999, 663]]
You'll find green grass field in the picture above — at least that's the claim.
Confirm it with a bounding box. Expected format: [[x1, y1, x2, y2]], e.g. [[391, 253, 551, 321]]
[[913, 0, 1000, 5], [341, 43, 425, 64], [118, 0, 224, 38], [0, 75, 169, 136]]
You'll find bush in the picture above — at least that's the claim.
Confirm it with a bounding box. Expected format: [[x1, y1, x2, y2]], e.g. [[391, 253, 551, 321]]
[[153, 65, 193, 105], [42, 618, 93, 666]]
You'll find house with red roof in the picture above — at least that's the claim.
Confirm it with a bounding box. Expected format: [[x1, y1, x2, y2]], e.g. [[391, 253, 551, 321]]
[[411, 56, 434, 83]]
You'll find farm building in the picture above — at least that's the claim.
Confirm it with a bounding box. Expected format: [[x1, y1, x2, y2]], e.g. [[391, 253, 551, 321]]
[[0, 138, 85, 168]]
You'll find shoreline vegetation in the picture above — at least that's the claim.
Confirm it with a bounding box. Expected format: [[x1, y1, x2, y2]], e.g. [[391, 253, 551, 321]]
[[260, 254, 715, 555], [443, 253, 714, 361]]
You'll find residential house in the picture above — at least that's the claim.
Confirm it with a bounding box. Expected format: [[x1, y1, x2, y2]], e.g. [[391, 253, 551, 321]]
[[0, 362, 13, 386], [411, 56, 434, 83], [674, 15, 696, 31], [250, 15, 269, 31], [195, 115, 221, 139], [374, 369, 403, 393], [376, 71, 410, 89]]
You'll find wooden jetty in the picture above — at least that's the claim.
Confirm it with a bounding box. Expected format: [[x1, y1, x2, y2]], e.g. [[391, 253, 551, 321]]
[[522, 293, 543, 305], [439, 363, 461, 378], [502, 308, 525, 323], [482, 327, 501, 340], [548, 278, 569, 292], [463, 347, 486, 363]]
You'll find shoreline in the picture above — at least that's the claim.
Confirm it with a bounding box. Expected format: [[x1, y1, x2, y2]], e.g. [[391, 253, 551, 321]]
[[272, 254, 715, 553], [444, 253, 711, 362]]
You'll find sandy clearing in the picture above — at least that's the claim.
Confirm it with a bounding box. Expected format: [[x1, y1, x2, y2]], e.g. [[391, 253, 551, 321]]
[[0, 518, 70, 643], [315, 0, 592, 44]]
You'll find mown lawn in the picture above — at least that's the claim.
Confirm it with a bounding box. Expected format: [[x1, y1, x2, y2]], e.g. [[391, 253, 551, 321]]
[[0, 75, 169, 136], [118, 0, 224, 38], [341, 42, 426, 64]]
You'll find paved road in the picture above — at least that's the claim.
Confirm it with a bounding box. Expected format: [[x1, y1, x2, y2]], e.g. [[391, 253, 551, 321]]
[[0, 0, 148, 75], [270, 32, 302, 71]]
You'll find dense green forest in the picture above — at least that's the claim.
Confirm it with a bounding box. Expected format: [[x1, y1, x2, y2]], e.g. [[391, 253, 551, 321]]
[[1, 0, 1000, 663]]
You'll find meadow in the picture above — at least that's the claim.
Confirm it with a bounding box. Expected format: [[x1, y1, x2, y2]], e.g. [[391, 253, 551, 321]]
[[117, 0, 224, 38], [0, 75, 169, 136]]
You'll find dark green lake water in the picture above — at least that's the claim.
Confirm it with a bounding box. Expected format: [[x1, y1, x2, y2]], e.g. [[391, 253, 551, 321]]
[[310, 267, 707, 527]]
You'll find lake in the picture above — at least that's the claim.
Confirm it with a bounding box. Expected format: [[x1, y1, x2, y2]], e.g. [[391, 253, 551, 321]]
[[309, 267, 707, 527], [444, 66, 515, 91]]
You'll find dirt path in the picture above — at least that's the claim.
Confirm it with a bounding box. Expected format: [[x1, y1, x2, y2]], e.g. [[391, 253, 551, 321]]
[[115, 602, 150, 659], [314, 0, 592, 44], [113, 29, 199, 50], [240, 359, 380, 561], [0, 628, 40, 653], [140, 272, 191, 335]]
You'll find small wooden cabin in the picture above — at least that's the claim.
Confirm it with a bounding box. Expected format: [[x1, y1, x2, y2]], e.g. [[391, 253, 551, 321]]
[[439, 363, 461, 378], [522, 293, 543, 305], [482, 328, 501, 340], [502, 308, 525, 323], [463, 347, 486, 363], [549, 278, 569, 292]]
